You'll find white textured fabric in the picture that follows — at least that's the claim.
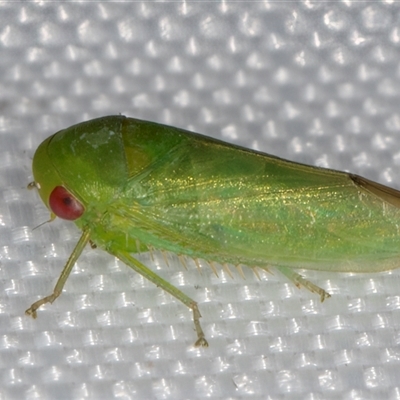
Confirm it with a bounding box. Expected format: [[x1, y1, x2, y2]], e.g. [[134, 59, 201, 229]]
[[1, 2, 400, 399]]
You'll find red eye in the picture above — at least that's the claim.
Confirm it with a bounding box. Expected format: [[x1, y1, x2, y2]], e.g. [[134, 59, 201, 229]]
[[49, 186, 84, 220]]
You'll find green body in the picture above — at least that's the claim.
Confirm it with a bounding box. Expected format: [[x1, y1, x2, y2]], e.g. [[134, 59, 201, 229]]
[[33, 115, 400, 273], [29, 115, 400, 345]]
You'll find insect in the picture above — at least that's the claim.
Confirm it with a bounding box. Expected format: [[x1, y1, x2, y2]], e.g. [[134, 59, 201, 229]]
[[27, 115, 400, 347]]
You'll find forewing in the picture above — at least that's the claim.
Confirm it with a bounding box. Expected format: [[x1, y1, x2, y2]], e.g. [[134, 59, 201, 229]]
[[114, 139, 400, 270]]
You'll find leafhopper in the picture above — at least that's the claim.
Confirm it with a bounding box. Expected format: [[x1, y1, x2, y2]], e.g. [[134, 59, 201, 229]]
[[27, 115, 400, 346]]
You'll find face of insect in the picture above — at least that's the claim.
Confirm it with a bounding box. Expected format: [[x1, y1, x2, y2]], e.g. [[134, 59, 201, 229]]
[[31, 116, 129, 222], [31, 134, 85, 221]]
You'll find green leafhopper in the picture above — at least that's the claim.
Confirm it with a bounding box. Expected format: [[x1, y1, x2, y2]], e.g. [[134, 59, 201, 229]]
[[27, 115, 400, 347]]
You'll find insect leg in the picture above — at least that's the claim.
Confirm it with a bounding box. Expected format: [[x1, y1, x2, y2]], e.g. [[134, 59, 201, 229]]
[[25, 228, 91, 318], [273, 265, 331, 302], [114, 250, 208, 347]]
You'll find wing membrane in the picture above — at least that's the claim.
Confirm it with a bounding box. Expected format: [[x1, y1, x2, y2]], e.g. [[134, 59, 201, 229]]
[[112, 138, 400, 272]]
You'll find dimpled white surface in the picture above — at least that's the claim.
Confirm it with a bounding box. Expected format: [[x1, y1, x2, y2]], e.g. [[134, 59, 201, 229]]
[[1, 2, 400, 399]]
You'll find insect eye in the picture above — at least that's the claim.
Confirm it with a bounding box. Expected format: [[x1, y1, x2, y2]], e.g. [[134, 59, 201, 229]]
[[49, 186, 84, 220]]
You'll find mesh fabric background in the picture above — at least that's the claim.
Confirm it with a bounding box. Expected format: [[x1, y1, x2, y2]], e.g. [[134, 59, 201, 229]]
[[1, 2, 400, 399]]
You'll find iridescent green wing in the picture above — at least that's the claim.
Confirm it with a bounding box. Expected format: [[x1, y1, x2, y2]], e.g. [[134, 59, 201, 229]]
[[113, 128, 400, 272]]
